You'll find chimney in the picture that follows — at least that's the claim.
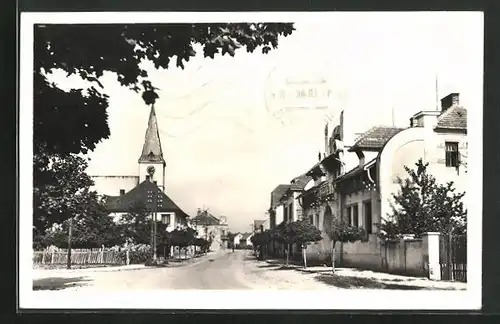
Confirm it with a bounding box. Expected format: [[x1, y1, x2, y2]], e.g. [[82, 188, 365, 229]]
[[145, 175, 151, 181], [197, 208, 201, 216], [441, 93, 459, 113], [119, 189, 125, 196]]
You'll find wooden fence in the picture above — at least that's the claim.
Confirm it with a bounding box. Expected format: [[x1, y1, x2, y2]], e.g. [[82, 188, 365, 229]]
[[439, 234, 467, 282], [33, 249, 124, 265]]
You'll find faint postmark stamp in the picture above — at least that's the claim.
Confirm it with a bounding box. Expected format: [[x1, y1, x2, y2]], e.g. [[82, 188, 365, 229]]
[[263, 62, 348, 126]]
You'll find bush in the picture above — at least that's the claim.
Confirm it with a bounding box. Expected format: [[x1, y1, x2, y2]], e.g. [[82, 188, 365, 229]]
[[118, 243, 152, 264]]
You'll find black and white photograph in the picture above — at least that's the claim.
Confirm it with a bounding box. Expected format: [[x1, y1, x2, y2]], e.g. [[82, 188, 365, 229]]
[[19, 11, 483, 310]]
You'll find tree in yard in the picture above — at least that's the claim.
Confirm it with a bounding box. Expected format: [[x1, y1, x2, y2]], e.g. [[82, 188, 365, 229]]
[[377, 158, 467, 240], [270, 223, 295, 266], [32, 152, 126, 267], [117, 201, 152, 245], [42, 190, 122, 249], [250, 230, 272, 260], [286, 219, 323, 268], [194, 237, 210, 254], [223, 231, 237, 250], [326, 219, 366, 273], [33, 153, 95, 236], [168, 227, 197, 260]]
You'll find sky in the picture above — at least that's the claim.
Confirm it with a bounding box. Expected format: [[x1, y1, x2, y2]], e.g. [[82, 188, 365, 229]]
[[47, 12, 483, 233]]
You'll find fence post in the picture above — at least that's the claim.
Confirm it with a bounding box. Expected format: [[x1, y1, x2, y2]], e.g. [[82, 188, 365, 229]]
[[51, 249, 55, 264], [100, 246, 105, 264], [41, 250, 46, 264], [126, 249, 130, 265], [422, 232, 441, 280]]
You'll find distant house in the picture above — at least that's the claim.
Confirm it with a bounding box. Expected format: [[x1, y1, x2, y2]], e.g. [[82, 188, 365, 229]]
[[239, 233, 253, 247], [191, 209, 228, 250], [232, 233, 243, 247], [268, 184, 291, 230]]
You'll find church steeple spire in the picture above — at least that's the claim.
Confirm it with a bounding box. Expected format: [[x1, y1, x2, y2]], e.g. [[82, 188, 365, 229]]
[[138, 104, 165, 164]]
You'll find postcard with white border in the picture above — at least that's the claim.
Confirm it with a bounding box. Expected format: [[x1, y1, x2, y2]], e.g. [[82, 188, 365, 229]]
[[19, 11, 483, 310]]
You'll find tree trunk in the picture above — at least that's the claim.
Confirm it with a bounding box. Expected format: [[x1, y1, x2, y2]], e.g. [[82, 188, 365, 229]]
[[302, 245, 307, 269], [331, 240, 336, 274]]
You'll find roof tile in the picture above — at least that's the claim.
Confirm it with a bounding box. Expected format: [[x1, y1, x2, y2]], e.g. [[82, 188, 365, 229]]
[[349, 126, 404, 151], [192, 210, 223, 226], [105, 180, 188, 218], [435, 106, 467, 130], [270, 184, 291, 209]]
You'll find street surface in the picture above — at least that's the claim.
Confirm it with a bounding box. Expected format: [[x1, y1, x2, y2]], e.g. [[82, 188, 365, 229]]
[[32, 250, 334, 291], [32, 250, 466, 292]]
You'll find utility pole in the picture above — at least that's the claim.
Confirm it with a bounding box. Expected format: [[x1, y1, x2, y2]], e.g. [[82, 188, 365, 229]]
[[147, 188, 163, 262], [67, 216, 73, 269]]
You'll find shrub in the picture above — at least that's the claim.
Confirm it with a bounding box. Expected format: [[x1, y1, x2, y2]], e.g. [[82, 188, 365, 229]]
[[118, 243, 152, 264]]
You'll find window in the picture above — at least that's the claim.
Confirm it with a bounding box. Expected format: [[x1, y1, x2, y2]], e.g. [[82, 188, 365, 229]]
[[352, 204, 359, 227], [289, 203, 294, 221], [364, 201, 373, 235], [315, 214, 320, 228], [161, 214, 171, 225], [119, 189, 125, 195], [346, 206, 352, 225], [445, 142, 459, 167], [308, 215, 314, 225]]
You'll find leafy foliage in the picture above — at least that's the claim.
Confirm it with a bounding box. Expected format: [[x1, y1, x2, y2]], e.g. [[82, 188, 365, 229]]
[[34, 23, 295, 158], [194, 237, 210, 253], [250, 230, 272, 247], [270, 223, 293, 245], [41, 195, 122, 249], [378, 159, 467, 240], [118, 243, 152, 265], [33, 154, 96, 234], [326, 219, 366, 244], [286, 219, 323, 246], [117, 201, 152, 244], [168, 227, 197, 247], [32, 153, 126, 249], [325, 218, 365, 273], [224, 231, 236, 248]]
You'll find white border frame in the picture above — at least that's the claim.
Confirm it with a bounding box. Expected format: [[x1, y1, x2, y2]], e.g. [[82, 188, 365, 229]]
[[19, 11, 483, 310]]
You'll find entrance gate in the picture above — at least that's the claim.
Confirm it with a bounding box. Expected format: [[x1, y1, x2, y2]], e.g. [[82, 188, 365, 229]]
[[439, 234, 467, 282]]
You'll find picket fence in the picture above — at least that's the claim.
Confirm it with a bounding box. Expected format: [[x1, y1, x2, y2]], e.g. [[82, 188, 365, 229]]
[[33, 248, 124, 265]]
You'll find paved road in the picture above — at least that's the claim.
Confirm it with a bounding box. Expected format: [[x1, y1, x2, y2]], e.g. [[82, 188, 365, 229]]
[[33, 250, 257, 291]]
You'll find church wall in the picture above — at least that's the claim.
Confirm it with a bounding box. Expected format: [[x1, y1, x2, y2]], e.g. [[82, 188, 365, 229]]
[[91, 176, 139, 196]]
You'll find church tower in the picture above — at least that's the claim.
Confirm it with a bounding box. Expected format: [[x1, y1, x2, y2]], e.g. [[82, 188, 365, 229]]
[[138, 104, 166, 192]]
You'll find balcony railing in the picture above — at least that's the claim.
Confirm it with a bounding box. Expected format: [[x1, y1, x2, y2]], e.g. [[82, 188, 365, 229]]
[[318, 181, 337, 199]]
